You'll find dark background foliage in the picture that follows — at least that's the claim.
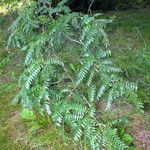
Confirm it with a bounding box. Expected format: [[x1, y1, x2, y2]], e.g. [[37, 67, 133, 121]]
[[61, 0, 150, 12]]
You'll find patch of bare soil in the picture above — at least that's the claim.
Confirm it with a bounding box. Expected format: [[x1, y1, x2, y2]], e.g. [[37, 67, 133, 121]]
[[0, 75, 10, 84], [128, 114, 150, 150], [7, 110, 31, 150]]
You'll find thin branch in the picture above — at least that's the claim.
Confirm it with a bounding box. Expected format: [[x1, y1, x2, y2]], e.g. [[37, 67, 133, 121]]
[[88, 0, 95, 15], [66, 36, 84, 46]]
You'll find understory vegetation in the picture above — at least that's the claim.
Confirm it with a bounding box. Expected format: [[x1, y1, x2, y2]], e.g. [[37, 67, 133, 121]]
[[0, 0, 150, 150]]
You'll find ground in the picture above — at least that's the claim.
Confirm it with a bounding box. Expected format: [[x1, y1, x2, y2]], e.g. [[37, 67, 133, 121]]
[[0, 8, 150, 149], [109, 8, 150, 149]]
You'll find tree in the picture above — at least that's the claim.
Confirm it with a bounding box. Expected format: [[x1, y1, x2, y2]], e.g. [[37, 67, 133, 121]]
[[8, 0, 143, 149]]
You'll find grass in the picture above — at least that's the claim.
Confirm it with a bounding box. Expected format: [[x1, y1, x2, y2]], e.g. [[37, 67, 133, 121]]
[[108, 8, 150, 47], [0, 8, 150, 150], [0, 12, 29, 149], [107, 8, 150, 108]]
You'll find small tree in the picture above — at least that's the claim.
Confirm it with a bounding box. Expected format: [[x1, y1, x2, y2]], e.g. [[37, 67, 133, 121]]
[[8, 0, 143, 149]]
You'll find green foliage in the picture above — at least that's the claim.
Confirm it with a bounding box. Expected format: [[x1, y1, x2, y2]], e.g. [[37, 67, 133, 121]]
[[122, 134, 133, 145], [8, 1, 143, 149], [117, 128, 135, 150], [114, 0, 149, 9], [0, 53, 10, 75], [21, 108, 35, 120]]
